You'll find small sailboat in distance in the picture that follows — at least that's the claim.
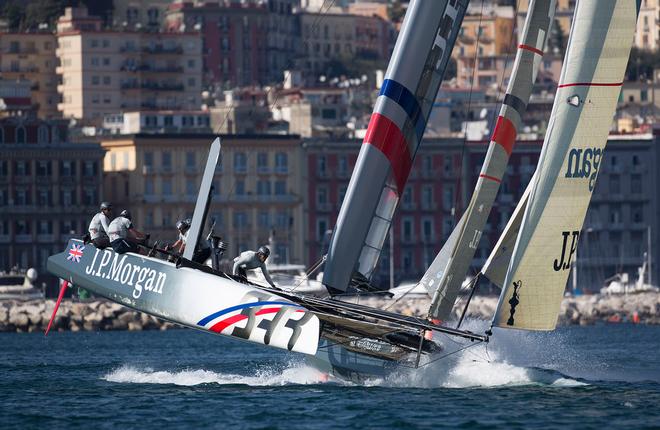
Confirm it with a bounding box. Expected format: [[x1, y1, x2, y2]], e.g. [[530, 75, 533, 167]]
[[46, 0, 639, 381]]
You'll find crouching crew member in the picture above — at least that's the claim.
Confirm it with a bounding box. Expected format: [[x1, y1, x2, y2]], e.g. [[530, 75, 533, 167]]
[[108, 210, 148, 254], [232, 246, 278, 289], [167, 219, 211, 264], [88, 201, 113, 248]]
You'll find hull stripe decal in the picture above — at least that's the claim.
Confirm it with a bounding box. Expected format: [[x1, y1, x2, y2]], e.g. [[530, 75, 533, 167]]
[[197, 301, 302, 326], [364, 112, 413, 194], [518, 44, 544, 56], [208, 307, 305, 333], [379, 79, 424, 141], [557, 81, 624, 88], [479, 173, 502, 183], [491, 115, 516, 156]]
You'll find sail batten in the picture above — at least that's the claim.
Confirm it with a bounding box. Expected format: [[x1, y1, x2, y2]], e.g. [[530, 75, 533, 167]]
[[493, 0, 639, 331], [323, 0, 470, 292], [424, 0, 557, 320]]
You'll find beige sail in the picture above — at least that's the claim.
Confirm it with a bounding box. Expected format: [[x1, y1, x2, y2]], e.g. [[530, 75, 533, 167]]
[[493, 0, 638, 330]]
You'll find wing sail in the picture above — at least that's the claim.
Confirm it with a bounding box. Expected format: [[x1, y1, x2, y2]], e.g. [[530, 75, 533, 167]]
[[426, 0, 557, 320], [493, 0, 639, 330]]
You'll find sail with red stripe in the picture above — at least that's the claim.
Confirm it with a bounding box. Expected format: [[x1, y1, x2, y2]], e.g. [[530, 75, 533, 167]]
[[322, 0, 470, 292], [493, 0, 639, 330], [424, 0, 557, 320]]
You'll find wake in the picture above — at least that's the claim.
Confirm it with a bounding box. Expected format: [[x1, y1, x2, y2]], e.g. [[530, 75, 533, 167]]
[[103, 363, 333, 387], [103, 320, 597, 389]]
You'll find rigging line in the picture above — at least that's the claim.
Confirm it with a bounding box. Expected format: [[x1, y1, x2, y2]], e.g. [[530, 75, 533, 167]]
[[452, 0, 485, 224], [289, 255, 326, 292], [416, 340, 483, 369], [212, 0, 336, 136]]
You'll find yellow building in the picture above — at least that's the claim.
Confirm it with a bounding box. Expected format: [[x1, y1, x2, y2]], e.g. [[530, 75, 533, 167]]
[[0, 32, 59, 118], [56, 7, 202, 125], [635, 0, 659, 51], [100, 134, 306, 265], [454, 6, 515, 89]]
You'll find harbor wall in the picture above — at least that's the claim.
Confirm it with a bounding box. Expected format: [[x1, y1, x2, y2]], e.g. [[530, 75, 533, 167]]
[[1, 293, 659, 333]]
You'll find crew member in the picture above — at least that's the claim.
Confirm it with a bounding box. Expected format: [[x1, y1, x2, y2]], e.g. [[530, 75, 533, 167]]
[[232, 246, 278, 289], [108, 210, 147, 254], [166, 219, 211, 264], [87, 202, 113, 248]]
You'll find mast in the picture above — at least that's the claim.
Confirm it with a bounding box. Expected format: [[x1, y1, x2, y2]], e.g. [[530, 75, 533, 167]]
[[492, 0, 639, 330], [424, 0, 557, 320], [185, 138, 221, 260], [648, 225, 653, 286], [322, 0, 470, 293]]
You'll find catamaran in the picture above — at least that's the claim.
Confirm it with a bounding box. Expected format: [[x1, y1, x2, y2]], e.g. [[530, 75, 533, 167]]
[[46, 0, 639, 381]]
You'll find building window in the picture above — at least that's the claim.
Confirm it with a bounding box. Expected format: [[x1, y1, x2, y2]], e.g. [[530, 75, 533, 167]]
[[338, 156, 348, 176], [275, 152, 288, 173], [443, 184, 454, 210], [317, 155, 326, 176], [145, 178, 154, 195], [37, 126, 48, 144], [36, 161, 51, 176], [609, 175, 620, 194], [316, 186, 328, 206], [402, 217, 414, 242], [274, 180, 286, 195], [235, 180, 245, 195], [144, 152, 154, 167], [16, 126, 26, 144], [422, 185, 434, 209], [234, 153, 247, 173], [162, 152, 172, 171], [257, 180, 271, 196], [257, 152, 268, 172], [186, 179, 196, 196], [258, 211, 270, 228], [317, 218, 328, 241], [422, 217, 434, 241], [631, 174, 642, 194], [83, 161, 96, 177], [15, 161, 29, 176], [162, 178, 172, 195], [185, 151, 195, 168], [233, 212, 248, 228]]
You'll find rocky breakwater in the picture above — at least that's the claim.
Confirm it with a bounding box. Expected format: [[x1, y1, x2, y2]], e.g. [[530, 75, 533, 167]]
[[1, 293, 659, 333], [0, 299, 179, 333], [357, 292, 660, 325]]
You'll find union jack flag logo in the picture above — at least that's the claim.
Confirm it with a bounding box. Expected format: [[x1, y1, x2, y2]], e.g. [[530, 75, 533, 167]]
[[67, 244, 85, 263]]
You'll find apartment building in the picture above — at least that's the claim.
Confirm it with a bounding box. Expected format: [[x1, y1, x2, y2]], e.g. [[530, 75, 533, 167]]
[[99, 133, 305, 265], [165, 1, 270, 87], [454, 6, 515, 89], [299, 11, 394, 76], [56, 7, 202, 125], [112, 0, 172, 30], [0, 117, 104, 271], [0, 32, 59, 118], [635, 0, 660, 51], [103, 110, 211, 134], [304, 134, 660, 290]]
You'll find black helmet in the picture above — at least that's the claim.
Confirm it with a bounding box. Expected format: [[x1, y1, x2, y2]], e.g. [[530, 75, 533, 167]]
[[120, 209, 132, 220], [176, 219, 190, 231], [100, 201, 112, 211], [257, 246, 270, 258]]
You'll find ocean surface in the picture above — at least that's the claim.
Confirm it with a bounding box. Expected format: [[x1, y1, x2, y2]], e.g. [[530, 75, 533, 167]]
[[1, 322, 659, 429]]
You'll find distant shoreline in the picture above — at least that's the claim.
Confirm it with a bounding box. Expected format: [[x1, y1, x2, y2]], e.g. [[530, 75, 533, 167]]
[[1, 292, 659, 333]]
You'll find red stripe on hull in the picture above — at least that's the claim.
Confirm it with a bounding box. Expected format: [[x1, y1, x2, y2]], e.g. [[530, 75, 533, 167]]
[[364, 113, 413, 194], [558, 82, 623, 88], [518, 44, 543, 56], [491, 116, 516, 156], [209, 308, 283, 333], [479, 173, 502, 183]]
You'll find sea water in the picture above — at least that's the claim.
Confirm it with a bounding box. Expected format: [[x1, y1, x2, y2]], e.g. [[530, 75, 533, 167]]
[[1, 323, 659, 429]]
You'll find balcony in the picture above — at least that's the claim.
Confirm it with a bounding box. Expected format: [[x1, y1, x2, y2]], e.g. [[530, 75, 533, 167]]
[[142, 165, 155, 175], [317, 203, 332, 212], [16, 234, 32, 243], [184, 166, 199, 175], [257, 167, 271, 174], [141, 82, 185, 91], [421, 169, 436, 179], [143, 194, 159, 203], [142, 45, 183, 55], [274, 167, 288, 175], [421, 202, 438, 211], [37, 234, 55, 243], [401, 203, 417, 211]]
